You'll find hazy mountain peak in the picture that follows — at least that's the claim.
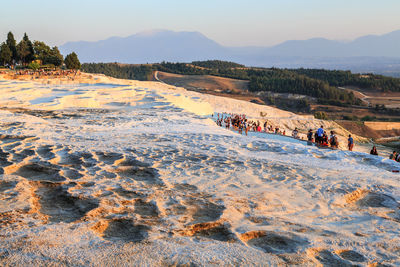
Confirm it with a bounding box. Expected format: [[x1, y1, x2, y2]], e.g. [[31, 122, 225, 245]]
[[60, 29, 400, 65], [134, 29, 206, 38], [61, 29, 226, 64], [135, 29, 171, 37]]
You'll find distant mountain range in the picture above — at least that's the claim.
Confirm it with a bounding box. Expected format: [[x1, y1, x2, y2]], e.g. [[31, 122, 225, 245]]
[[60, 29, 400, 76]]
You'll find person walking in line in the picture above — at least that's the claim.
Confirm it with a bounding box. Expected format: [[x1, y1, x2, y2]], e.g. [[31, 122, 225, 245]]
[[307, 129, 314, 142], [370, 146, 378, 156], [292, 128, 299, 139], [244, 119, 248, 136], [348, 134, 354, 151], [329, 131, 339, 149], [389, 151, 397, 160], [316, 126, 324, 144], [321, 131, 329, 147]]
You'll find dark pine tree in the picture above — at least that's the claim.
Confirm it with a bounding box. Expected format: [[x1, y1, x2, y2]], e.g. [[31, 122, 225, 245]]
[[6, 32, 17, 63], [64, 52, 81, 69], [0, 42, 13, 66]]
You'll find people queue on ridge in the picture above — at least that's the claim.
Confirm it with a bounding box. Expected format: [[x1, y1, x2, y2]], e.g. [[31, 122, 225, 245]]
[[215, 113, 346, 150], [215, 113, 400, 162], [308, 125, 355, 151], [214, 113, 286, 136], [0, 69, 79, 78], [389, 151, 400, 162]]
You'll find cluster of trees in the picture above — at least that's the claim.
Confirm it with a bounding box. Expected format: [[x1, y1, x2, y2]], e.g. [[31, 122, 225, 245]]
[[248, 70, 360, 105], [155, 62, 207, 75], [64, 52, 81, 70], [0, 31, 80, 69], [31, 41, 64, 67], [155, 62, 359, 105], [314, 111, 329, 120], [191, 60, 245, 69], [342, 114, 400, 122], [156, 62, 400, 94], [81, 61, 249, 81], [262, 95, 311, 113], [291, 68, 400, 92], [372, 105, 400, 117], [81, 63, 153, 81], [154, 61, 250, 79]]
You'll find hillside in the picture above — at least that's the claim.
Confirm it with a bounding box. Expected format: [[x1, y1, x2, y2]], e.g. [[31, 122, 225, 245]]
[[154, 71, 256, 101], [61, 29, 400, 60], [60, 29, 400, 75], [155, 70, 400, 140], [60, 30, 228, 63], [82, 61, 400, 105], [81, 62, 400, 141]]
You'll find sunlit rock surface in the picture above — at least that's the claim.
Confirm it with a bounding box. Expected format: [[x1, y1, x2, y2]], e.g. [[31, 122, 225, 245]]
[[0, 78, 399, 266]]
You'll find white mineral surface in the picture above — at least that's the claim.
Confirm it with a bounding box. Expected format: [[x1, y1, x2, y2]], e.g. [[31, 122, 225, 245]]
[[0, 77, 399, 266]]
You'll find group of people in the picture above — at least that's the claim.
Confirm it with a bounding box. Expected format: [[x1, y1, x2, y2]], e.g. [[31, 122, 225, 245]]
[[0, 69, 79, 79], [215, 114, 400, 163], [215, 115, 355, 151], [306, 125, 343, 149], [215, 113, 286, 136], [14, 69, 79, 77], [389, 151, 400, 162]]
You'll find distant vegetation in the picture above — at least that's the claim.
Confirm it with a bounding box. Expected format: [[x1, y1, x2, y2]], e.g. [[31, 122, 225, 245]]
[[64, 52, 81, 70], [262, 96, 311, 113], [191, 60, 245, 69], [155, 61, 249, 79], [0, 31, 80, 69], [314, 111, 329, 120], [291, 68, 400, 92], [247, 69, 359, 105], [82, 63, 153, 81], [81, 60, 400, 107], [342, 114, 400, 122]]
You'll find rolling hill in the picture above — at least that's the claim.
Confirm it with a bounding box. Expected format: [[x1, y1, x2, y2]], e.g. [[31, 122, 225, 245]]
[[60, 29, 400, 75]]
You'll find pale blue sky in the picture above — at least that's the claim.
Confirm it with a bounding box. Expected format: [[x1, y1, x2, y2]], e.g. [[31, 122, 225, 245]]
[[1, 0, 400, 47]]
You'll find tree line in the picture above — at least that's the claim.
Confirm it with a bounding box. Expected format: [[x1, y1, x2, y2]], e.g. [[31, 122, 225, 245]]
[[191, 60, 245, 69], [155, 62, 400, 93], [247, 69, 360, 105], [154, 62, 360, 105], [291, 68, 400, 92], [82, 63, 153, 81], [0, 31, 81, 69]]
